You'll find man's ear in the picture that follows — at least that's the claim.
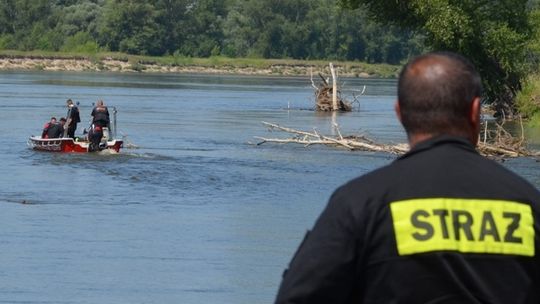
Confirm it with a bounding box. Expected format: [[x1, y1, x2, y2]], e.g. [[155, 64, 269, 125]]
[[395, 101, 402, 123], [470, 97, 481, 126], [468, 97, 482, 145]]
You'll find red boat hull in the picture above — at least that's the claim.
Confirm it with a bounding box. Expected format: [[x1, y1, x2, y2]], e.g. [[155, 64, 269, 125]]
[[28, 137, 123, 153]]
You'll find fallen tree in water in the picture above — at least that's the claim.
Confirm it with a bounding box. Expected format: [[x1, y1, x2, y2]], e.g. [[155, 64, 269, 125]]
[[312, 63, 352, 112], [255, 121, 540, 159], [255, 121, 408, 153], [477, 118, 536, 158]]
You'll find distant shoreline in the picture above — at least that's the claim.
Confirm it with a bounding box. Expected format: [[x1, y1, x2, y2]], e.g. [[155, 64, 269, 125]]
[[0, 52, 400, 78], [0, 56, 314, 76]]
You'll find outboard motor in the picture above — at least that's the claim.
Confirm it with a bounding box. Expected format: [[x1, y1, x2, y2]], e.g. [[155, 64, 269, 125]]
[[88, 124, 104, 152]]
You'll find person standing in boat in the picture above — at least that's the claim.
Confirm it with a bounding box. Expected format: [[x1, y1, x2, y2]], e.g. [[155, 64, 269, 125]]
[[88, 100, 110, 151], [65, 99, 81, 138], [91, 99, 110, 130]]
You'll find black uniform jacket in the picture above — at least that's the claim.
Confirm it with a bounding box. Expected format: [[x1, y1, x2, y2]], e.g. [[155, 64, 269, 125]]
[[91, 106, 110, 125], [275, 136, 540, 304], [46, 123, 63, 138], [68, 105, 81, 124]]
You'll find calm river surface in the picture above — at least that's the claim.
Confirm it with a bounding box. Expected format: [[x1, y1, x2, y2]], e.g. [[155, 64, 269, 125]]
[[1, 71, 540, 304]]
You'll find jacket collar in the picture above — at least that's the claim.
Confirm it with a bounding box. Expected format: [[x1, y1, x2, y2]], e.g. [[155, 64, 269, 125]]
[[398, 135, 478, 160]]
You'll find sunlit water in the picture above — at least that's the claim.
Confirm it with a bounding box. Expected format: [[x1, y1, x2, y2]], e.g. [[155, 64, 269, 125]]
[[1, 71, 539, 304]]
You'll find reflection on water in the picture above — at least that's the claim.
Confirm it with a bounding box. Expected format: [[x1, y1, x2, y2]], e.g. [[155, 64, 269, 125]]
[[0, 71, 539, 304]]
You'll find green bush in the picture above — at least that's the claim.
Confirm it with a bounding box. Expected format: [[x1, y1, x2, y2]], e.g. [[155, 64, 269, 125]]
[[36, 31, 64, 51], [172, 50, 194, 65], [516, 74, 540, 121], [61, 32, 99, 53], [0, 34, 15, 49]]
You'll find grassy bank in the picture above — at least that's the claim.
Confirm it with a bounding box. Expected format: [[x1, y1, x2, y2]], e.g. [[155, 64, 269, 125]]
[[0, 50, 400, 78]]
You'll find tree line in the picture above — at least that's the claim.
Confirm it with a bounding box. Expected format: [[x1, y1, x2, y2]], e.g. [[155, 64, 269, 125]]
[[2, 0, 540, 114], [0, 0, 424, 64]]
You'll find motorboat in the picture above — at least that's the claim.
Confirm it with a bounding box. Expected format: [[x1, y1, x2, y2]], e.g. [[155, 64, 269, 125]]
[[28, 134, 123, 153], [28, 106, 123, 153]]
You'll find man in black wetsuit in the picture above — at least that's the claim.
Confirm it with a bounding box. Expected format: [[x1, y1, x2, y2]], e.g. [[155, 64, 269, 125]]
[[275, 52, 540, 304], [91, 99, 110, 129], [65, 99, 80, 138], [88, 100, 110, 151]]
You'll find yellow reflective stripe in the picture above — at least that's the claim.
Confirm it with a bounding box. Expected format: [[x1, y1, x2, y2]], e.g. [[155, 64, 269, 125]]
[[390, 198, 535, 256]]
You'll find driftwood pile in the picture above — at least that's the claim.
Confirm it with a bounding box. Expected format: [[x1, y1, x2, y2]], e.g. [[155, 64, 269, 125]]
[[312, 63, 352, 112], [314, 84, 352, 111], [255, 121, 407, 153], [255, 121, 540, 159], [477, 119, 537, 158]]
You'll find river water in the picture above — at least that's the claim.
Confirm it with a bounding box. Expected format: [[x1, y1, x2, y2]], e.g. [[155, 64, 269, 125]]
[[1, 71, 539, 304]]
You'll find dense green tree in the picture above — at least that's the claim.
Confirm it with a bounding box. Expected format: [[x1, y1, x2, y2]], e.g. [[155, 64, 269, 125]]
[[527, 1, 540, 65], [52, 1, 104, 38], [45, 1, 104, 51], [0, 0, 51, 35], [154, 0, 189, 55], [0, 0, 17, 35], [179, 0, 227, 57], [0, 0, 52, 49], [98, 0, 162, 55], [0, 0, 423, 65], [340, 0, 534, 115], [222, 0, 417, 61], [223, 0, 285, 58]]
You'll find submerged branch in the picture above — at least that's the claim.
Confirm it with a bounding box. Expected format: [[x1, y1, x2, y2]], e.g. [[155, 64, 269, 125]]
[[256, 121, 540, 159], [258, 121, 408, 154]]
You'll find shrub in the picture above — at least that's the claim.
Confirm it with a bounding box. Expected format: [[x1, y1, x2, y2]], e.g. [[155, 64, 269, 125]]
[[516, 74, 540, 122], [61, 32, 99, 53]]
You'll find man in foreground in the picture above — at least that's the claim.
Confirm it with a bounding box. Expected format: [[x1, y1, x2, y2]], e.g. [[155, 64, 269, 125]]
[[275, 52, 540, 303]]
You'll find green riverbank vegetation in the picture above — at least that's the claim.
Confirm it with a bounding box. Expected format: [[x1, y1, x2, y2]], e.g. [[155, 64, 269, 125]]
[[0, 50, 401, 77], [340, 0, 540, 119], [516, 74, 540, 125], [3, 0, 540, 119], [0, 1, 422, 64], [515, 6, 540, 125]]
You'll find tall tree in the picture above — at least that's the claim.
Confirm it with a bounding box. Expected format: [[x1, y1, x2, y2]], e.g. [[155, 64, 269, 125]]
[[340, 0, 533, 115], [98, 0, 162, 55], [0, 0, 52, 49], [52, 1, 104, 38], [154, 0, 189, 55], [223, 0, 420, 62], [179, 0, 227, 57]]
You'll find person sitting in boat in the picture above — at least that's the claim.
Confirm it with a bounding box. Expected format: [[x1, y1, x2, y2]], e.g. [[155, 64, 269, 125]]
[[44, 117, 66, 139], [87, 123, 104, 152], [41, 117, 57, 138]]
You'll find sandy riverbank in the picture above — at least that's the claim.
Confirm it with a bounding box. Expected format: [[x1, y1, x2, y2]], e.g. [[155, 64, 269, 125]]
[[0, 56, 381, 77]]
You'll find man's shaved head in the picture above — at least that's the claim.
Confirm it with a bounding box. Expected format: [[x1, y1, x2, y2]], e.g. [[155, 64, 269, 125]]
[[397, 52, 482, 138]]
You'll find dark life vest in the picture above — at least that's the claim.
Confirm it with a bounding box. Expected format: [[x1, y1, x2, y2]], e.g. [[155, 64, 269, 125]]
[[92, 106, 109, 125], [68, 106, 81, 123], [46, 123, 63, 138]]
